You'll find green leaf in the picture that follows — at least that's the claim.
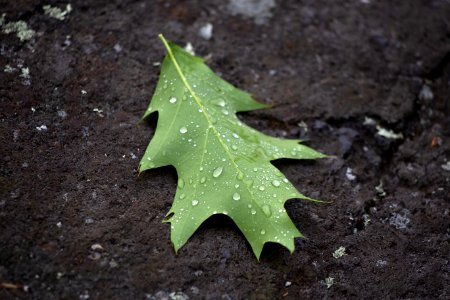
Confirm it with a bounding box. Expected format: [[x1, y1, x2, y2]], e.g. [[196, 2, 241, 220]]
[[140, 34, 326, 259]]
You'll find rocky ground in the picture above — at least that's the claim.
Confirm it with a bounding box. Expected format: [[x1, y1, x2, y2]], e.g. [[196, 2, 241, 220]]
[[1, 0, 449, 299]]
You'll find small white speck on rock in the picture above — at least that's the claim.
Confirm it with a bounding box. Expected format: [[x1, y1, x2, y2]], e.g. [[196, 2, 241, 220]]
[[198, 23, 213, 40], [113, 43, 123, 53], [90, 243, 104, 251], [332, 246, 347, 259], [325, 277, 334, 289], [109, 259, 118, 268], [441, 161, 450, 171], [57, 110, 67, 118], [419, 85, 434, 101], [36, 125, 48, 131], [345, 167, 356, 181]]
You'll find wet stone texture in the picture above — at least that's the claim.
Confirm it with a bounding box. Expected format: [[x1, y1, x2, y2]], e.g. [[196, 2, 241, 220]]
[[1, 0, 449, 299]]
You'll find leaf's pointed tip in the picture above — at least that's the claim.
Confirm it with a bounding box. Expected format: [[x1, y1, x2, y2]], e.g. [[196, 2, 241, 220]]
[[317, 152, 332, 159], [257, 101, 271, 109], [139, 162, 157, 173], [319, 154, 337, 159], [251, 100, 270, 111], [289, 191, 330, 204], [254, 249, 262, 261], [300, 195, 332, 204], [173, 241, 185, 256]]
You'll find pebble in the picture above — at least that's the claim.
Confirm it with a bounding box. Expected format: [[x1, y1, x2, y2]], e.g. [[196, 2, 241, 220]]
[[345, 167, 356, 181], [90, 243, 104, 251], [198, 23, 213, 40], [57, 110, 67, 118], [441, 161, 450, 171], [36, 125, 48, 131], [419, 85, 433, 101]]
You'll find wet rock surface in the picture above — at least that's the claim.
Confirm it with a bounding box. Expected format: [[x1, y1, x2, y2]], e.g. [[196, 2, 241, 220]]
[[1, 0, 449, 299]]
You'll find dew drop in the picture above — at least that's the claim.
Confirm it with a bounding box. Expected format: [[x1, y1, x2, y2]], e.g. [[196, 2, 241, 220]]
[[283, 178, 289, 183], [191, 200, 199, 206], [232, 192, 241, 201], [223, 211, 228, 215], [182, 95, 187, 101], [231, 145, 238, 151], [212, 167, 223, 178], [169, 96, 177, 104], [200, 176, 206, 184], [272, 180, 281, 187], [179, 194, 186, 199], [251, 209, 257, 215], [260, 230, 266, 235], [232, 133, 239, 139], [177, 178, 185, 189], [199, 166, 204, 171], [179, 126, 188, 134], [217, 99, 226, 107], [237, 173, 244, 180], [262, 205, 272, 217], [222, 109, 229, 115], [253, 168, 258, 172], [259, 186, 265, 191]]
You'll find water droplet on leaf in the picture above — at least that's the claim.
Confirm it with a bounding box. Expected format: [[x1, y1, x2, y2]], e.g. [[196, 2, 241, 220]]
[[262, 205, 272, 217], [178, 178, 185, 189], [232, 193, 240, 201], [192, 200, 199, 206], [179, 126, 188, 134], [212, 167, 223, 178]]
